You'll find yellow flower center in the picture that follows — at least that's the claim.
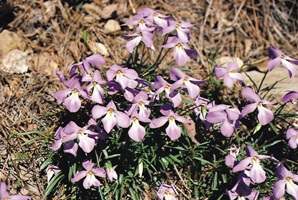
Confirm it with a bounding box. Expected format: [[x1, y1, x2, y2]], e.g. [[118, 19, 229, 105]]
[[153, 13, 157, 17], [139, 102, 143, 106], [286, 177, 291, 182], [73, 89, 78, 94], [169, 116, 174, 121], [184, 77, 188, 81], [165, 85, 170, 90], [133, 117, 137, 122], [89, 171, 93, 176], [177, 43, 181, 48], [175, 24, 179, 29], [258, 102, 262, 106], [253, 156, 258, 162], [140, 20, 144, 24], [90, 74, 93, 78], [78, 130, 83, 135], [281, 55, 285, 59], [117, 71, 121, 75], [108, 109, 114, 115], [165, 190, 169, 195], [93, 82, 97, 86]]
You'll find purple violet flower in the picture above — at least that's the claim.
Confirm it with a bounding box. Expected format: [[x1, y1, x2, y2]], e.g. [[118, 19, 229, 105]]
[[126, 91, 151, 118], [84, 70, 106, 104], [0, 182, 31, 200], [69, 54, 106, 76], [149, 104, 193, 140], [153, 76, 182, 107], [105, 164, 118, 182], [286, 128, 298, 149], [273, 165, 298, 200], [161, 36, 196, 66], [128, 111, 151, 142], [225, 144, 240, 168], [170, 67, 205, 99], [71, 160, 105, 189], [106, 64, 138, 89], [91, 100, 130, 133], [214, 62, 243, 87], [156, 183, 178, 200], [53, 74, 88, 113], [122, 16, 156, 32], [267, 45, 298, 78], [281, 91, 298, 104], [241, 87, 278, 125], [46, 164, 61, 184], [162, 19, 194, 43], [232, 145, 279, 183], [227, 178, 259, 200], [124, 30, 155, 53], [205, 104, 240, 137]]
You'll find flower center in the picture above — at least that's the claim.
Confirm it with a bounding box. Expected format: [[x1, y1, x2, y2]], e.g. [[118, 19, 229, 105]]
[[117, 71, 121, 75], [153, 13, 157, 17], [286, 177, 291, 182], [78, 130, 83, 135], [175, 24, 179, 29], [139, 101, 143, 106], [169, 116, 174, 121], [108, 109, 114, 115], [184, 77, 188, 82], [140, 20, 144, 24], [165, 85, 170, 90], [253, 156, 258, 162], [73, 89, 78, 94], [93, 82, 97, 86], [258, 102, 262, 106], [133, 117, 137, 122], [89, 171, 93, 176], [177, 43, 181, 48], [90, 73, 93, 78], [281, 55, 285, 59], [4, 198, 8, 200], [165, 190, 169, 195]]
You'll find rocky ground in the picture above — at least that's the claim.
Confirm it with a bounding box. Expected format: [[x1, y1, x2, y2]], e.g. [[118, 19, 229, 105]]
[[0, 0, 297, 199]]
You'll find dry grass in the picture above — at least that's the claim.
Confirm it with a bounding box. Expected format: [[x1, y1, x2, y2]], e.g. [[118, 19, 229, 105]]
[[0, 0, 297, 199]]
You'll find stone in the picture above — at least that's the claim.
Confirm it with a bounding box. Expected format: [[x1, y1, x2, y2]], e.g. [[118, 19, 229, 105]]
[[2, 49, 30, 74], [101, 4, 118, 19], [87, 41, 110, 56], [104, 20, 121, 34], [0, 30, 26, 58]]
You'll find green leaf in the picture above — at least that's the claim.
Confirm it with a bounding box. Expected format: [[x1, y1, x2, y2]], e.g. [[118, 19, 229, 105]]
[[193, 157, 214, 166], [44, 172, 65, 198], [253, 123, 262, 134]]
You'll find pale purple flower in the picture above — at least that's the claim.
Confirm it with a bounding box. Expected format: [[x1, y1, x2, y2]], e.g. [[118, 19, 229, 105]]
[[69, 54, 106, 76], [150, 104, 193, 140], [263, 196, 285, 200], [62, 120, 105, 154], [63, 141, 78, 156], [91, 100, 130, 133], [53, 74, 88, 113], [205, 104, 240, 137], [214, 62, 243, 87], [267, 45, 298, 78], [170, 67, 204, 99], [161, 36, 196, 66], [153, 76, 181, 107], [71, 160, 105, 189], [162, 19, 194, 43], [134, 8, 171, 29], [106, 64, 138, 89], [0, 182, 31, 200], [227, 178, 259, 200], [128, 111, 151, 142], [156, 183, 178, 200], [274, 165, 298, 200], [232, 145, 278, 183], [286, 128, 298, 149], [105, 166, 118, 182], [49, 126, 77, 152], [225, 144, 240, 168], [241, 87, 277, 125], [126, 91, 151, 118], [46, 164, 61, 184], [124, 30, 155, 53], [281, 91, 298, 104], [84, 70, 106, 104], [122, 16, 156, 32]]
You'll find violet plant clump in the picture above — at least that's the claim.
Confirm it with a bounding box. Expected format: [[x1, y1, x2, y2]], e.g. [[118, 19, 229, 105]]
[[32, 6, 298, 200]]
